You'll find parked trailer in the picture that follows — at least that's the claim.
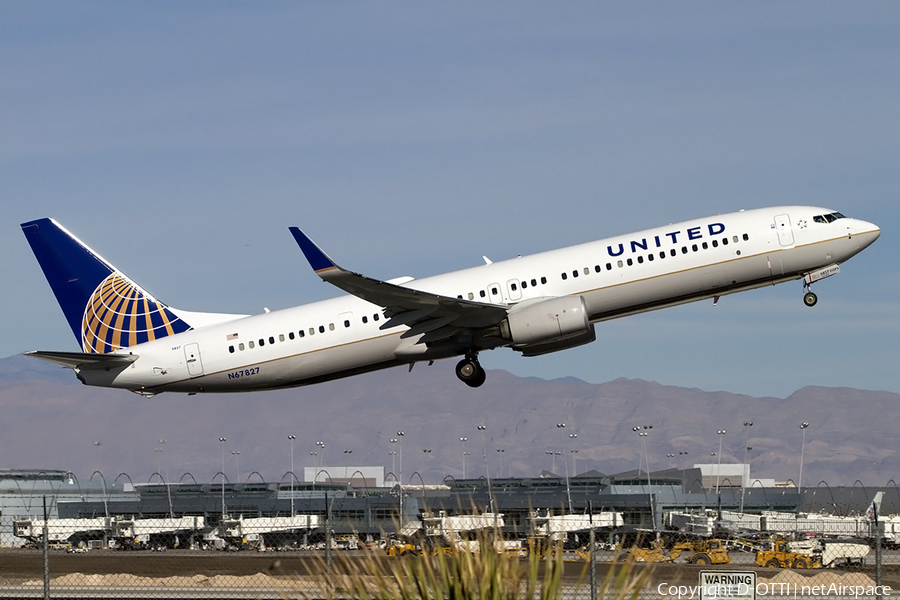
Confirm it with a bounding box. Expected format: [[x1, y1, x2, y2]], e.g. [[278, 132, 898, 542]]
[[14, 517, 108, 546]]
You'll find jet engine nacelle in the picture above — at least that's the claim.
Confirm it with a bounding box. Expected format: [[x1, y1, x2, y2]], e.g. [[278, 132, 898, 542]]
[[500, 296, 596, 356]]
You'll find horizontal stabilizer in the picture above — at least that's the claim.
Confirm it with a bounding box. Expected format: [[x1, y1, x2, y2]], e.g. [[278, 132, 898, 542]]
[[25, 350, 138, 371]]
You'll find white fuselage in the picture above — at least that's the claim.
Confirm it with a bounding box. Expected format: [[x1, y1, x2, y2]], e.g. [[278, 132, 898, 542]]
[[82, 206, 879, 394]]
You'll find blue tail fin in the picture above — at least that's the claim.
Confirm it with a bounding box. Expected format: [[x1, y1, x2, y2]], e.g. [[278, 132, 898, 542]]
[[21, 218, 192, 353]]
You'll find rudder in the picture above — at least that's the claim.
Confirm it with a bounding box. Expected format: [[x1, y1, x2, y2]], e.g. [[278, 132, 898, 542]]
[[21, 218, 192, 353]]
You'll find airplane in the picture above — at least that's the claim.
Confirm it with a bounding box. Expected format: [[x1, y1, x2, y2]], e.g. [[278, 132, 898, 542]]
[[20, 206, 879, 396]]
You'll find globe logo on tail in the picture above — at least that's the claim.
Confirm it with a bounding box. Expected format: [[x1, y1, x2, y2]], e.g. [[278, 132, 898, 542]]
[[81, 273, 190, 353]]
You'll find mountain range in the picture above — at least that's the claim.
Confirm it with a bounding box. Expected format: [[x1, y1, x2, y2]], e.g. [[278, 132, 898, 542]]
[[0, 353, 894, 488]]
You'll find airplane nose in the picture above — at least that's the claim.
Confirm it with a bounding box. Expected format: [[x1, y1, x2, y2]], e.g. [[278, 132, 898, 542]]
[[854, 219, 881, 246]]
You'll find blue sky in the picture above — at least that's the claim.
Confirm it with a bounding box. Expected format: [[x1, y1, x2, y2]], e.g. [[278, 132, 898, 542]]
[[3, 2, 898, 398]]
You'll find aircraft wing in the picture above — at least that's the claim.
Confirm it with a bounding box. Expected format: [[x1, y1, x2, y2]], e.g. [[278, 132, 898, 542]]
[[25, 350, 138, 370], [289, 228, 509, 342]]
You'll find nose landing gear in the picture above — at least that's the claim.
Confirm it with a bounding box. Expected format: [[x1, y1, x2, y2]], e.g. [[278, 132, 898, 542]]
[[456, 353, 486, 388], [802, 282, 818, 307]]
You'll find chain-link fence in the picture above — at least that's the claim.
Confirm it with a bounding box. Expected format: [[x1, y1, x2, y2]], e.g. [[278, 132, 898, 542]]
[[0, 510, 894, 600]]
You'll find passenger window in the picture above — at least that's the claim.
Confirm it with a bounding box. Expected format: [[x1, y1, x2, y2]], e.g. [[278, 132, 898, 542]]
[[659, 251, 665, 259], [626, 258, 633, 266], [521, 281, 527, 289], [670, 249, 676, 257], [594, 265, 601, 273], [229, 345, 234, 353], [492, 287, 499, 294], [362, 316, 368, 324], [702, 242, 708, 250], [511, 283, 518, 290], [309, 328, 315, 336], [743, 233, 749, 241], [259, 339, 265, 347], [344, 320, 350, 328], [531, 279, 537, 286], [239, 343, 245, 351], [288, 332, 295, 340], [457, 295, 463, 299], [269, 336, 275, 344], [605, 263, 612, 270], [373, 314, 380, 321], [617, 260, 624, 268], [278, 334, 285, 342], [572, 270, 579, 278], [540, 277, 547, 284], [712, 240, 719, 248], [637, 256, 644, 264], [561, 273, 568, 280], [682, 247, 688, 254], [480, 290, 486, 298], [648, 253, 654, 261], [722, 238, 728, 246], [692, 244, 698, 252], [583, 267, 589, 275], [328, 323, 334, 331], [733, 235, 739, 243], [249, 341, 255, 349], [299, 330, 305, 338]]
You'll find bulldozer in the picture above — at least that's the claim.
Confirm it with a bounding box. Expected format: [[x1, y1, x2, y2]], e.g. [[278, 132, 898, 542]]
[[614, 538, 731, 564], [755, 539, 818, 569], [670, 539, 732, 565]]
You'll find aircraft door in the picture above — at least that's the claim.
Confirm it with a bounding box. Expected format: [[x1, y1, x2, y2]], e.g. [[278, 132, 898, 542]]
[[774, 214, 794, 246], [488, 283, 503, 304], [184, 342, 204, 377]]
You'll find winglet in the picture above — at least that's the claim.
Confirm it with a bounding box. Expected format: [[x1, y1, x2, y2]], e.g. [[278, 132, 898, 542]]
[[289, 227, 339, 274]]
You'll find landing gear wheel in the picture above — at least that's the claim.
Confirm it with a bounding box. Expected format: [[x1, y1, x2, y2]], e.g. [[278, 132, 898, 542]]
[[803, 291, 818, 307], [456, 356, 486, 388]]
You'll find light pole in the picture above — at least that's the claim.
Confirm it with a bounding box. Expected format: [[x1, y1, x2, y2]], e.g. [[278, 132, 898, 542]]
[[396, 431, 405, 484], [740, 421, 753, 512], [569, 433, 578, 476], [798, 422, 810, 491], [740, 446, 753, 513], [496, 449, 505, 478], [459, 437, 468, 478], [477, 425, 488, 481], [218, 437, 227, 517], [390, 438, 398, 477], [557, 423, 572, 512], [316, 441, 325, 473], [633, 425, 654, 528], [546, 450, 561, 472], [715, 430, 726, 493], [231, 451, 241, 483], [288, 435, 296, 517]]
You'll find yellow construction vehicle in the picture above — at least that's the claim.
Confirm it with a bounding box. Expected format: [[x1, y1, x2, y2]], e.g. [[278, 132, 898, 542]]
[[670, 539, 732, 565], [755, 540, 819, 569]]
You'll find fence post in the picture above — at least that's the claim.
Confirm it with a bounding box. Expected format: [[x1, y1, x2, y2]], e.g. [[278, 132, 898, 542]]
[[42, 495, 50, 600], [589, 501, 597, 600], [876, 521, 883, 600]]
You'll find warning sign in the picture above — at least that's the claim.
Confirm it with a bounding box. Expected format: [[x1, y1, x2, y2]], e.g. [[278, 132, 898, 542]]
[[699, 571, 756, 600]]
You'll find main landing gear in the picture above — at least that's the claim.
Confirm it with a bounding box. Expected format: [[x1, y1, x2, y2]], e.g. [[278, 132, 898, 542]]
[[802, 282, 818, 307], [456, 352, 486, 388]]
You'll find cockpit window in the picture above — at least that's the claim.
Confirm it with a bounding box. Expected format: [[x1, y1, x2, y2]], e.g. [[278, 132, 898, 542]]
[[813, 212, 846, 224]]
